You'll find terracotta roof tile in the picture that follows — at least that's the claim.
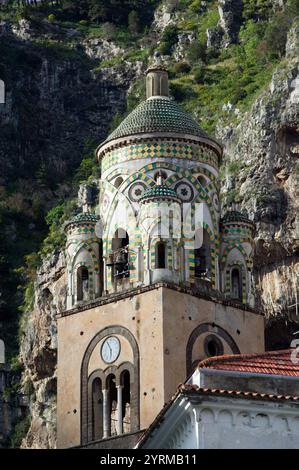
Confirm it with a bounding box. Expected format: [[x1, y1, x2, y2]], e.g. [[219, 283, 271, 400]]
[[198, 349, 299, 377], [180, 385, 299, 401]]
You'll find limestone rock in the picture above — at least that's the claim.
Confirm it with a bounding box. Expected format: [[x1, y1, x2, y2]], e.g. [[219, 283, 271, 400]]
[[173, 32, 196, 61], [20, 251, 66, 449], [83, 38, 124, 61], [153, 1, 178, 32], [218, 0, 243, 47], [206, 27, 223, 49], [218, 24, 299, 318], [11, 19, 33, 41], [78, 181, 99, 211]]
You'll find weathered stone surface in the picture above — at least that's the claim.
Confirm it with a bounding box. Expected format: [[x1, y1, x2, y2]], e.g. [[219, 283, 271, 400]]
[[20, 251, 66, 449], [173, 32, 196, 61], [218, 24, 299, 320], [77, 181, 99, 212], [0, 28, 127, 189], [153, 1, 178, 32], [206, 27, 223, 49], [83, 38, 124, 61], [218, 0, 243, 47]]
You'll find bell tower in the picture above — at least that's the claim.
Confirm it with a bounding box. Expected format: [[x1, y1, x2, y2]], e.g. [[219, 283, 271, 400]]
[[57, 57, 265, 449]]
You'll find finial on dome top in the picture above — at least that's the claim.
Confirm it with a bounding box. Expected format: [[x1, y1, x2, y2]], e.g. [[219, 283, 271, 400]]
[[146, 52, 169, 99], [153, 50, 162, 65]]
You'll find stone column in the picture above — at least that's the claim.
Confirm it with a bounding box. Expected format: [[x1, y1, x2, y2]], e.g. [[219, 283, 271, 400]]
[[103, 258, 108, 294], [116, 385, 123, 435], [102, 389, 110, 438]]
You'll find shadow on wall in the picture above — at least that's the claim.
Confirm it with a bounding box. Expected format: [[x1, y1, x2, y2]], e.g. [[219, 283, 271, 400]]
[[265, 316, 299, 350]]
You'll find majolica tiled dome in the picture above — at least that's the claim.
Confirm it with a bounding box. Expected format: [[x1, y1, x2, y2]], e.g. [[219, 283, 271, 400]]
[[65, 212, 100, 228], [140, 185, 180, 203], [104, 97, 210, 144]]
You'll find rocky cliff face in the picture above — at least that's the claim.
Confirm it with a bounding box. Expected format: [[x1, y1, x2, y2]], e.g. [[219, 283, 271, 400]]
[[0, 18, 141, 449], [219, 24, 299, 336], [20, 252, 65, 449], [0, 21, 128, 188], [1, 0, 298, 449]]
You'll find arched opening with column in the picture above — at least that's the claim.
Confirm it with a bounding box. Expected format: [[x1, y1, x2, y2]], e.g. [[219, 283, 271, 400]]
[[77, 266, 89, 301], [91, 378, 103, 441], [110, 228, 130, 281], [81, 327, 140, 445], [120, 369, 131, 434], [106, 374, 118, 437], [155, 241, 167, 269], [231, 266, 242, 301], [114, 176, 124, 188], [194, 228, 211, 280]]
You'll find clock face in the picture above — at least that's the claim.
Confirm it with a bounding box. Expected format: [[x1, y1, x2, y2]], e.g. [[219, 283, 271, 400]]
[[101, 336, 120, 364]]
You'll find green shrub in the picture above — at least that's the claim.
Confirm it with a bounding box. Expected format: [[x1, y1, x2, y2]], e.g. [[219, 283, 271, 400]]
[[173, 61, 191, 74], [47, 14, 56, 23], [79, 19, 88, 26], [193, 63, 206, 84], [242, 0, 273, 21], [189, 0, 202, 13], [9, 416, 31, 449], [206, 46, 220, 61], [100, 22, 117, 40], [45, 204, 65, 229], [169, 81, 188, 101], [187, 40, 207, 62], [16, 5, 30, 22], [263, 12, 292, 58], [74, 157, 99, 184], [159, 24, 178, 55], [128, 10, 140, 35], [288, 0, 299, 14]]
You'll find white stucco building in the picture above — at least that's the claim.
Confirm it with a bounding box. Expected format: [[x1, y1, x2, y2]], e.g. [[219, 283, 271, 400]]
[[137, 349, 299, 449]]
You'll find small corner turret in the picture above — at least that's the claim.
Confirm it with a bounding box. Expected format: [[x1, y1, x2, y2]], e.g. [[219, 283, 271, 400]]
[[65, 211, 103, 309]]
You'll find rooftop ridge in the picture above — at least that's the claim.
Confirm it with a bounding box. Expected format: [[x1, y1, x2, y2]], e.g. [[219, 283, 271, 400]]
[[197, 349, 299, 377]]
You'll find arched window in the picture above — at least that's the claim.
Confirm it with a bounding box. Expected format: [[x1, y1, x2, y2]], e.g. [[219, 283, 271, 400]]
[[106, 374, 117, 436], [121, 370, 131, 434], [154, 170, 167, 183], [156, 241, 166, 269], [111, 229, 129, 279], [114, 176, 124, 188], [194, 229, 211, 279], [77, 266, 89, 301], [92, 378, 103, 441], [231, 267, 242, 301], [197, 175, 208, 188]]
